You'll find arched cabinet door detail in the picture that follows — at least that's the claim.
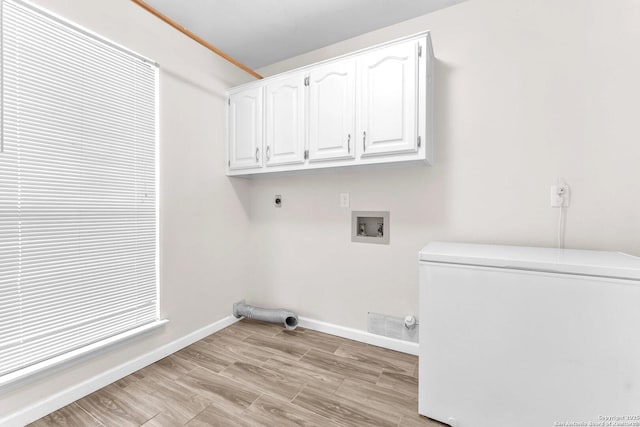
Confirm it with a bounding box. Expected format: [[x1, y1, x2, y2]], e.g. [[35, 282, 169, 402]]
[[308, 59, 356, 162], [264, 74, 306, 166], [228, 87, 263, 170], [359, 40, 419, 157]]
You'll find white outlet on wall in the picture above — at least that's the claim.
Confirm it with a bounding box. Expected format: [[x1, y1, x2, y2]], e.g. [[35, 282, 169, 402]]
[[550, 184, 570, 207], [339, 193, 350, 208]]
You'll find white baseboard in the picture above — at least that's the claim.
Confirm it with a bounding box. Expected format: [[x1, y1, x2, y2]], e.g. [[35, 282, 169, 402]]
[[1, 315, 240, 427], [298, 316, 419, 356]]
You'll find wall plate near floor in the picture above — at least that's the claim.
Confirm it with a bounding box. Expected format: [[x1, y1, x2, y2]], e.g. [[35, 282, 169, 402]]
[[367, 312, 418, 343]]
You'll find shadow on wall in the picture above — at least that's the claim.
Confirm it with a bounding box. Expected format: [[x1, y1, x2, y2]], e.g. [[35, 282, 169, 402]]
[[433, 58, 453, 166], [161, 67, 227, 100], [229, 177, 252, 217], [160, 66, 253, 217], [428, 58, 455, 231]]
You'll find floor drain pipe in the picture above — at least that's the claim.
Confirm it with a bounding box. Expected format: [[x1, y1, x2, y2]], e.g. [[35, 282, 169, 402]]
[[233, 300, 299, 331]]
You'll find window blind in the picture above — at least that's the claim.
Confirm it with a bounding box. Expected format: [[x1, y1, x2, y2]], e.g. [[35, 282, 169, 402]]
[[0, 0, 159, 382]]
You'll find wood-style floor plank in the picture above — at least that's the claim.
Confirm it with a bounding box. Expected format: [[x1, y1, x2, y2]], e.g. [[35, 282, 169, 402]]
[[273, 328, 345, 353], [245, 394, 339, 427], [260, 354, 345, 393], [30, 319, 448, 427], [184, 401, 255, 427], [171, 342, 235, 374], [335, 377, 418, 417], [140, 412, 182, 427], [202, 332, 276, 363], [74, 386, 160, 427], [300, 348, 382, 384], [110, 372, 144, 390], [29, 403, 102, 427], [300, 328, 364, 349], [334, 341, 417, 375], [176, 367, 261, 414], [292, 385, 400, 427], [153, 354, 199, 378], [377, 369, 419, 396], [219, 361, 305, 401], [243, 332, 309, 360], [131, 379, 209, 424]]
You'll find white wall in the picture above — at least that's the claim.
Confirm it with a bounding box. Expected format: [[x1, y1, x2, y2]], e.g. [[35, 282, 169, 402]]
[[4, 0, 640, 421], [0, 0, 255, 420], [249, 0, 640, 330]]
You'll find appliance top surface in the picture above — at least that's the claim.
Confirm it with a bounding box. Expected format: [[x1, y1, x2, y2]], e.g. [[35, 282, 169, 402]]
[[419, 241, 640, 280]]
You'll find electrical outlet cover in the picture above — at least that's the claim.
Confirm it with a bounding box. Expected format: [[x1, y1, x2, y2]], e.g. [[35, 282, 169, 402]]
[[339, 193, 350, 208], [550, 185, 570, 207]]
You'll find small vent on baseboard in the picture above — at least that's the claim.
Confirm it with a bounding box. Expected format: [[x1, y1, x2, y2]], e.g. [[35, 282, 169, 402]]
[[367, 312, 418, 343]]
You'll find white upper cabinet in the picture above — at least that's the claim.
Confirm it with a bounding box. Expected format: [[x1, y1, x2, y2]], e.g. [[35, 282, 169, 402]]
[[264, 74, 306, 166], [226, 32, 433, 176], [308, 59, 356, 162], [359, 39, 418, 157], [228, 87, 263, 170]]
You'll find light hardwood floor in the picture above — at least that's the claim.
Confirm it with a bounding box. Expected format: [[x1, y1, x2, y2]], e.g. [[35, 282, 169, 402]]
[[30, 319, 446, 427]]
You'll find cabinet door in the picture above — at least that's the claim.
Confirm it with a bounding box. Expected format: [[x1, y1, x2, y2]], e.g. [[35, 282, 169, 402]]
[[308, 60, 356, 162], [359, 40, 418, 157], [264, 74, 305, 166], [228, 87, 263, 170]]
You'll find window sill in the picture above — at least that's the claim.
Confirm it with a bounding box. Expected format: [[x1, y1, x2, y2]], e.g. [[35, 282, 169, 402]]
[[0, 319, 169, 388]]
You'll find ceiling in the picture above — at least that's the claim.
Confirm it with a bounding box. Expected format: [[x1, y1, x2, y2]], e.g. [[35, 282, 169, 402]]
[[144, 0, 463, 70]]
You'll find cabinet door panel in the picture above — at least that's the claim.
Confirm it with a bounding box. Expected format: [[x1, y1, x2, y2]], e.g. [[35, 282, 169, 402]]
[[308, 60, 356, 161], [360, 40, 418, 156], [265, 75, 305, 166], [229, 87, 263, 170]]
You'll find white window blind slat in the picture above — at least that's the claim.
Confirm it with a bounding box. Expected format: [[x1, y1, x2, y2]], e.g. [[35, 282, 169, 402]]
[[3, 297, 158, 346], [0, 306, 158, 374], [0, 0, 159, 382]]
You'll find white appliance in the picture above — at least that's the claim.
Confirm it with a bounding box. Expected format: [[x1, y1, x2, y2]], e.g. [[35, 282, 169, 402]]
[[419, 242, 640, 427]]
